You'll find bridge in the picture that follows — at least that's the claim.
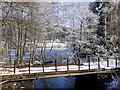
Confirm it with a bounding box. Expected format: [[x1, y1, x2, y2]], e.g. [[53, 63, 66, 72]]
[[0, 57, 120, 84]]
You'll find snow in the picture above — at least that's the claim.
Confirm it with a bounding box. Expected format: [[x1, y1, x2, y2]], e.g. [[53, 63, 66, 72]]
[[0, 59, 120, 76], [46, 43, 66, 48]]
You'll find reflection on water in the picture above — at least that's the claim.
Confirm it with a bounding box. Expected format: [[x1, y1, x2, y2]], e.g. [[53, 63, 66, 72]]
[[35, 76, 76, 90], [34, 74, 120, 90], [104, 78, 120, 90], [106, 70, 120, 90], [98, 71, 120, 90]]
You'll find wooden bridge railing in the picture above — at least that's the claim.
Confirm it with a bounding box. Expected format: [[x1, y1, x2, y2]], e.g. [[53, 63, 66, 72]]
[[12, 56, 119, 74]]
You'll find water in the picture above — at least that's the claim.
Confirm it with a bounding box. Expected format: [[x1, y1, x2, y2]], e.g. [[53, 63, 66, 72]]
[[34, 76, 76, 90], [34, 69, 120, 90], [34, 74, 120, 90], [106, 78, 120, 90], [104, 72, 120, 90], [10, 48, 72, 60], [2, 74, 120, 90]]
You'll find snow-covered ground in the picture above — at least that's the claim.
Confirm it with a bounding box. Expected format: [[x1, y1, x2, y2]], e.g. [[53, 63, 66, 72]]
[[0, 59, 120, 76]]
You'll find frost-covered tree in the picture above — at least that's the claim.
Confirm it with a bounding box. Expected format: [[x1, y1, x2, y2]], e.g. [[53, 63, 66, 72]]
[[103, 1, 120, 57], [53, 2, 99, 56], [0, 2, 99, 65], [1, 2, 43, 64], [89, 0, 120, 58]]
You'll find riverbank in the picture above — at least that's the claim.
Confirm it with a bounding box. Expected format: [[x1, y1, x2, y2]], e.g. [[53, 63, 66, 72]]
[[2, 80, 34, 90]]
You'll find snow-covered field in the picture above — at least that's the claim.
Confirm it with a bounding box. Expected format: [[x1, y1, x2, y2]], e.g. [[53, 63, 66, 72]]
[[0, 59, 120, 76]]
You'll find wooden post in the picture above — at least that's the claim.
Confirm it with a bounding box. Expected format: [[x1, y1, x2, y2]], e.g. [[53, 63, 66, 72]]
[[14, 60, 16, 74], [115, 57, 117, 67], [88, 55, 90, 70], [78, 58, 80, 70], [42, 63, 44, 73], [62, 56, 64, 64], [29, 59, 30, 74], [107, 57, 109, 67], [98, 57, 100, 69], [52, 57, 55, 64], [42, 57, 44, 73], [67, 58, 69, 72], [55, 58, 57, 72]]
